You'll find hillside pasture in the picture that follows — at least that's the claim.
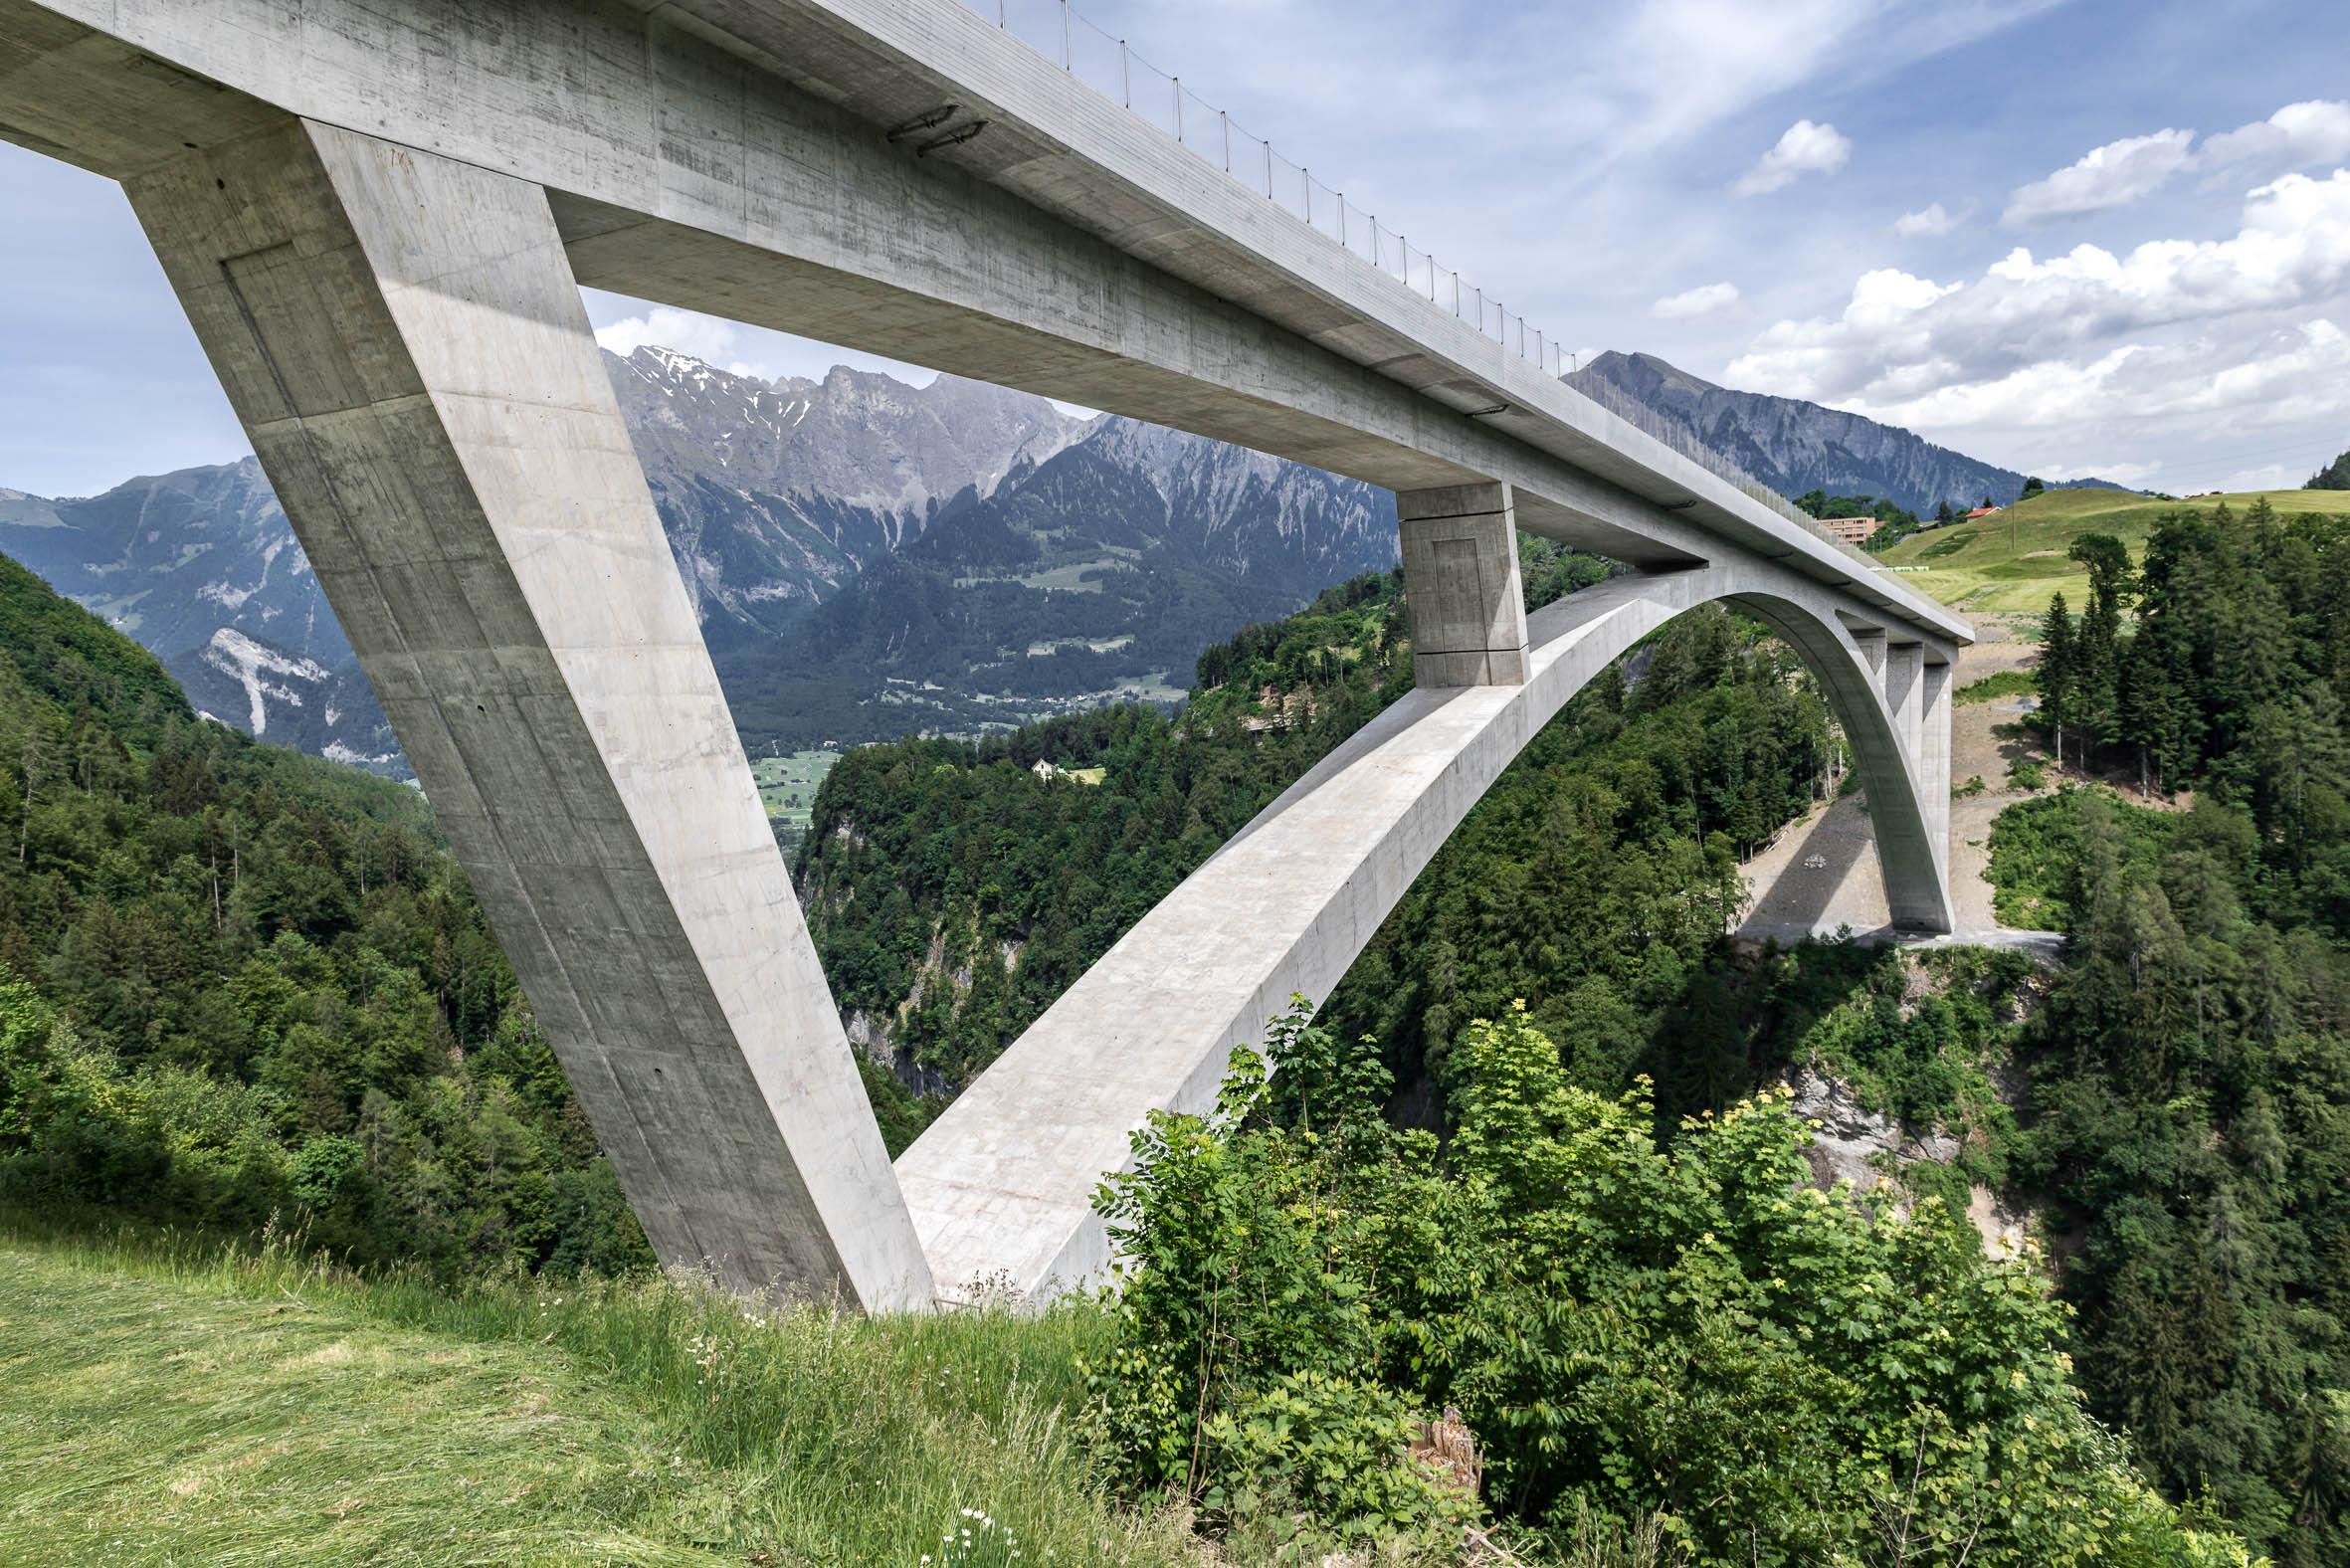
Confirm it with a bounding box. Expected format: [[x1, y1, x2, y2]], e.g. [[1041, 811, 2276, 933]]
[[1873, 488, 2350, 617]]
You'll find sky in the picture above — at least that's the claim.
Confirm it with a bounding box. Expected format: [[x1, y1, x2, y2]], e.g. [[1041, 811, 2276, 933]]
[[3, 0, 2348, 499]]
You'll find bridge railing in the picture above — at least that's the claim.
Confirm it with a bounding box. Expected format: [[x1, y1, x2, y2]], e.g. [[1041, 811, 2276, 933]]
[[968, 0, 1886, 576]]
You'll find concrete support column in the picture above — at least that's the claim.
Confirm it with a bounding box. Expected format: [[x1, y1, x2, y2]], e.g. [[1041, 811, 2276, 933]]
[[1921, 657, 1953, 870], [1883, 642, 1925, 778], [1397, 483, 1528, 687], [1850, 626, 1888, 680], [123, 117, 930, 1309]]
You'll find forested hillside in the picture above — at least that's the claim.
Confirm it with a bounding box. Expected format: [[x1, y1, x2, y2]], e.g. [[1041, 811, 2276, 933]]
[[0, 551, 646, 1277], [1983, 499, 2350, 1562], [0, 500, 2322, 1558], [794, 541, 1606, 1101], [795, 497, 2350, 1557]]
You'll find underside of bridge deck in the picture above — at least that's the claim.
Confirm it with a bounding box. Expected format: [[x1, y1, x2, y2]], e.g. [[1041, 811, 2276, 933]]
[[0, 0, 1967, 1307]]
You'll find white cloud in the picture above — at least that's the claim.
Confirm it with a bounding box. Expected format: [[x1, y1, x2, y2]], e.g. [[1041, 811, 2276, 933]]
[[2001, 127, 2195, 225], [1841, 322, 2350, 462], [1724, 165, 2350, 489], [1892, 202, 1960, 238], [1991, 102, 2350, 229], [1730, 170, 2350, 405], [2197, 99, 2350, 187], [1652, 282, 1740, 319], [1731, 119, 1853, 196], [592, 306, 767, 379]]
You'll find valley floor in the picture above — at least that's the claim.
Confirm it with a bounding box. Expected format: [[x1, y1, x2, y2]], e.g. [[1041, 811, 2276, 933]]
[[1736, 618, 2058, 952]]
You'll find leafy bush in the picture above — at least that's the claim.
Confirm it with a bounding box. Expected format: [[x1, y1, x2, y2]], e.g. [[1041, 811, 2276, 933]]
[[1084, 997, 2259, 1565]]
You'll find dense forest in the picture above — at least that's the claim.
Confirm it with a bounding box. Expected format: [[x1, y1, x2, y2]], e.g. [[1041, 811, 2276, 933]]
[[1982, 500, 2350, 1562], [1087, 1000, 2249, 1565], [2308, 446, 2348, 490], [0, 553, 648, 1278], [798, 502, 2350, 1558], [794, 539, 1608, 1106]]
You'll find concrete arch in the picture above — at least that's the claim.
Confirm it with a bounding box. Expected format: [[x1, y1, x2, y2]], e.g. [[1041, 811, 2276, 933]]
[[0, 1, 1967, 1305], [897, 557, 1957, 1301]]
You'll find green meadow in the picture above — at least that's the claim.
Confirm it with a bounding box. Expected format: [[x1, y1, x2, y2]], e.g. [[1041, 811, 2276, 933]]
[[750, 749, 841, 845], [1871, 487, 2350, 618], [0, 1217, 1192, 1568]]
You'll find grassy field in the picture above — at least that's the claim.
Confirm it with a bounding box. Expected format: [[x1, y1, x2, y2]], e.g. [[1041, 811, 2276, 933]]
[[0, 1217, 1196, 1568], [1872, 487, 2350, 619], [749, 749, 839, 843]]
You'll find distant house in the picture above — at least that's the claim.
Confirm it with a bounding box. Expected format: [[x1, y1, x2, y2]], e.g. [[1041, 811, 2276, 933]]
[[1817, 515, 1881, 545], [1030, 758, 1058, 781], [1965, 505, 2001, 520]]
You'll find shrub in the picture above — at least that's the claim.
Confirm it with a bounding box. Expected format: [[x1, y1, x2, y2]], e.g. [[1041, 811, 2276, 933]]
[[1084, 997, 2262, 1565]]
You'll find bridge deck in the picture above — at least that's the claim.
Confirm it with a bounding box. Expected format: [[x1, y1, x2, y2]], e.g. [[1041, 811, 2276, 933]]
[[0, 0, 1972, 1307]]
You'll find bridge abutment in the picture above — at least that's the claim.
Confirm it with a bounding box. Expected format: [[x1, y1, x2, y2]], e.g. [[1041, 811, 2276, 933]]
[[120, 116, 930, 1310]]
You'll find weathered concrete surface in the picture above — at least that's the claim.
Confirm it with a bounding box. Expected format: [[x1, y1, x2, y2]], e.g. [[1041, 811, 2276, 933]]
[[0, 0, 1971, 1306], [899, 561, 1954, 1301], [120, 116, 928, 1309], [1737, 630, 2058, 961], [0, 0, 1965, 647], [1398, 484, 1527, 687]]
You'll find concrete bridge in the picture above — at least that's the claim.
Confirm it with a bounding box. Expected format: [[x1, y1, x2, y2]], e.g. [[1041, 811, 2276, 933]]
[[0, 0, 1969, 1308]]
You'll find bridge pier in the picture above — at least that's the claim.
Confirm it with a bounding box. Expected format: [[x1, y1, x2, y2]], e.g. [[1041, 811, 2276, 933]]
[[0, 0, 1973, 1308], [1397, 484, 1528, 687], [119, 116, 930, 1309]]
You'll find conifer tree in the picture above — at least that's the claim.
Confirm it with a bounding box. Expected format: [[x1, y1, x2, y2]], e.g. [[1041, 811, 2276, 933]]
[[2040, 593, 2075, 771], [2066, 533, 2133, 749], [2307, 443, 2350, 490]]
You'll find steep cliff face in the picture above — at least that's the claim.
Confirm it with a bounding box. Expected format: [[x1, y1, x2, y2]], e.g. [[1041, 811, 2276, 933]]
[[166, 628, 402, 774], [0, 353, 1085, 763], [1077, 416, 1400, 596], [1567, 350, 2129, 513], [606, 348, 1079, 642]]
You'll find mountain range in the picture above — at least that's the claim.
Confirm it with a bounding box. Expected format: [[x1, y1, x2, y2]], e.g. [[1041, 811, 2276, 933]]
[[0, 344, 2118, 771], [715, 409, 1401, 748], [1566, 351, 2130, 513]]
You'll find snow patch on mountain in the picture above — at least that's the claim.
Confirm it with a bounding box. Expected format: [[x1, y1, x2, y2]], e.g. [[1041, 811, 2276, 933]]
[[193, 626, 331, 736]]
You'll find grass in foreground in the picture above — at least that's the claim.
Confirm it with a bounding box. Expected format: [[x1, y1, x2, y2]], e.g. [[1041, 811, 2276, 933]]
[[0, 1216, 1195, 1568]]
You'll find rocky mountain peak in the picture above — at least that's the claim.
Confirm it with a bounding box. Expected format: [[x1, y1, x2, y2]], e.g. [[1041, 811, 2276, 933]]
[[1566, 349, 2134, 513]]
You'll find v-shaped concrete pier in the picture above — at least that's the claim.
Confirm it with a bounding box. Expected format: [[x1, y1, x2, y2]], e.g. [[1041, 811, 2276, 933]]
[[1, 0, 1966, 1305]]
